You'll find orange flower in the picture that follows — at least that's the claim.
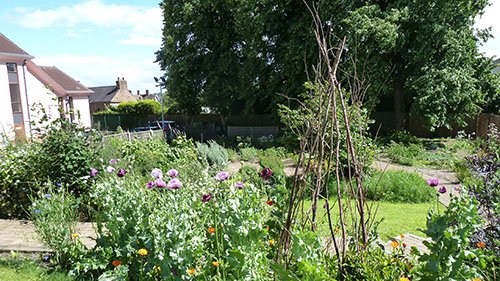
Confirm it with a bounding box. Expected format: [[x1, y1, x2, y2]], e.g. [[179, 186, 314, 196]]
[[186, 267, 196, 275], [111, 260, 122, 267], [269, 239, 275, 246], [399, 234, 405, 239], [476, 242, 486, 249], [391, 241, 399, 248], [266, 200, 274, 206], [212, 261, 220, 267], [207, 227, 216, 234]]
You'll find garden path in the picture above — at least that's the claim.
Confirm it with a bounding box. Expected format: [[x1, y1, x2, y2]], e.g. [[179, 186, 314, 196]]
[[373, 158, 460, 207], [0, 219, 96, 253]]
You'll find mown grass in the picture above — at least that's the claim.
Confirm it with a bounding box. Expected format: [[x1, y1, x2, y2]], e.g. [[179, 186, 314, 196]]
[[0, 255, 72, 281], [303, 199, 436, 240]]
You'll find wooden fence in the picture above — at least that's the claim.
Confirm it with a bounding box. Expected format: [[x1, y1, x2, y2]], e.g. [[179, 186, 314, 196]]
[[102, 129, 164, 141]]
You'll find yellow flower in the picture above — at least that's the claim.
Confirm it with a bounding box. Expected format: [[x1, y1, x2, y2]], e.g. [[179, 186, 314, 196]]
[[212, 261, 220, 267], [399, 277, 410, 281], [399, 234, 406, 239], [71, 233, 80, 239], [186, 267, 196, 275], [137, 248, 148, 257], [268, 239, 275, 246], [391, 241, 400, 248], [472, 278, 481, 281], [154, 265, 161, 273]]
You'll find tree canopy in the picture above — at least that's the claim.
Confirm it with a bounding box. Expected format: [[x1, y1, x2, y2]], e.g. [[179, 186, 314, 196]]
[[156, 0, 499, 129]]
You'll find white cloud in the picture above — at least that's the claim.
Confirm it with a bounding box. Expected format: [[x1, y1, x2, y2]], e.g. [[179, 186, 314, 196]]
[[475, 0, 500, 58], [15, 0, 162, 46], [33, 53, 161, 95]]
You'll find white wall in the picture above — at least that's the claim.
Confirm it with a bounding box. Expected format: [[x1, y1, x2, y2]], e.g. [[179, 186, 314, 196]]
[[73, 96, 91, 128], [0, 62, 15, 139], [20, 65, 60, 137]]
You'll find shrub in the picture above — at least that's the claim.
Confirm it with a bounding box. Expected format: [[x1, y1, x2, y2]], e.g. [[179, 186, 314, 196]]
[[0, 143, 41, 218], [116, 100, 161, 116], [416, 195, 487, 280], [240, 147, 260, 162], [196, 140, 228, 170], [385, 142, 424, 166], [364, 170, 435, 203]]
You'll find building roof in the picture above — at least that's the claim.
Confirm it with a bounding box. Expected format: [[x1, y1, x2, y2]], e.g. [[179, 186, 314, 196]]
[[26, 61, 93, 97], [0, 32, 34, 60], [88, 85, 118, 103]]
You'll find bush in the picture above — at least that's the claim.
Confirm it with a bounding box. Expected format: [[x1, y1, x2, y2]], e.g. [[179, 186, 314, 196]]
[[364, 170, 435, 203], [385, 142, 424, 166], [240, 147, 260, 162], [196, 140, 229, 170], [116, 100, 161, 116]]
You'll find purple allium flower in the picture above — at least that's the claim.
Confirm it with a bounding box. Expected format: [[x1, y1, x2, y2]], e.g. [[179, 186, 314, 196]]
[[109, 159, 118, 164], [215, 171, 229, 181], [146, 181, 155, 189], [201, 193, 212, 203], [90, 168, 98, 177], [33, 209, 41, 214], [43, 194, 51, 199], [438, 186, 447, 194], [151, 168, 163, 179], [234, 181, 244, 189], [260, 167, 273, 180], [117, 168, 127, 178], [55, 182, 62, 187], [106, 166, 115, 173], [167, 178, 183, 189], [167, 169, 179, 178], [426, 178, 439, 187], [154, 178, 167, 188]]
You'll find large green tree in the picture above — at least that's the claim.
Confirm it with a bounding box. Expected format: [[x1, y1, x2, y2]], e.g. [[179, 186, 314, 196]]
[[344, 0, 498, 129], [156, 0, 498, 129]]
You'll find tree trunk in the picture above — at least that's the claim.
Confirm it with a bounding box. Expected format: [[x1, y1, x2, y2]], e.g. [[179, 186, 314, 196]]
[[393, 69, 405, 130]]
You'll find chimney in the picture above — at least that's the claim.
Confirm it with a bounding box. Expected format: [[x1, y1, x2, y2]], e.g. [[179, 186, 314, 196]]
[[116, 77, 128, 90], [146, 89, 149, 96]]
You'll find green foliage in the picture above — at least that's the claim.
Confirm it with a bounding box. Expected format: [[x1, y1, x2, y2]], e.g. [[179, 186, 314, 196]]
[[0, 255, 73, 281], [240, 147, 259, 162], [257, 148, 287, 176], [196, 140, 229, 170], [417, 195, 487, 280], [35, 119, 99, 196], [30, 186, 87, 270], [364, 170, 435, 203], [116, 100, 161, 116], [341, 244, 417, 280], [385, 142, 425, 166], [0, 143, 41, 218], [0, 117, 100, 219], [345, 0, 495, 130]]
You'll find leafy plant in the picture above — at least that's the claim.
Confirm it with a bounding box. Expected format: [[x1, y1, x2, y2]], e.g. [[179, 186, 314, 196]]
[[385, 142, 424, 166], [417, 195, 487, 280], [240, 147, 260, 162], [196, 140, 229, 170], [364, 170, 435, 203]]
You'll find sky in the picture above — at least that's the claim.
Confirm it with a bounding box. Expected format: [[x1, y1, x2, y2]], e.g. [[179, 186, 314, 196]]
[[1, 0, 499, 95]]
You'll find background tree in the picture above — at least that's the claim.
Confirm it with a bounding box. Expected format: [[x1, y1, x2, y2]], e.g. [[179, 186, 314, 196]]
[[156, 0, 499, 129], [343, 0, 498, 130]]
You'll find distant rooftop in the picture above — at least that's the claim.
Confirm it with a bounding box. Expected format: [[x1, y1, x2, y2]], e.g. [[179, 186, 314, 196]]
[[39, 66, 91, 93]]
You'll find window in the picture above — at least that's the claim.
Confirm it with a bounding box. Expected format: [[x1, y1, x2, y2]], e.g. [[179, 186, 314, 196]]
[[6, 63, 17, 73], [9, 83, 23, 125]]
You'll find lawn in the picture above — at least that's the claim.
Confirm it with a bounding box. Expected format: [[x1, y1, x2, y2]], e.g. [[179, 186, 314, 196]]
[[306, 199, 435, 240], [0, 256, 72, 281]]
